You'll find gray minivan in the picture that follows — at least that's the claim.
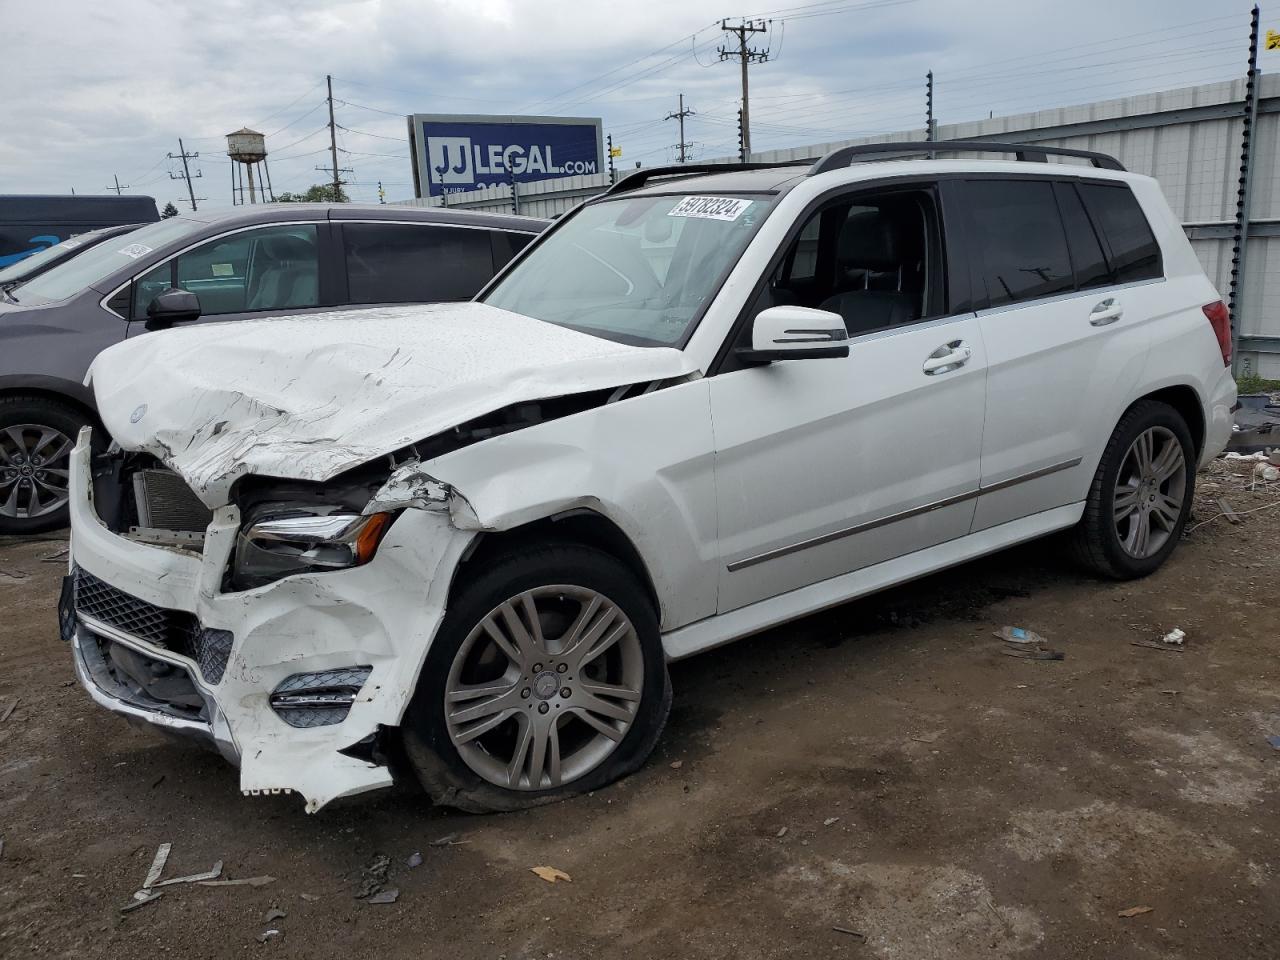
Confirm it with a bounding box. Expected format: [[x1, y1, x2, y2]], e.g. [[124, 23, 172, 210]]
[[0, 203, 547, 533]]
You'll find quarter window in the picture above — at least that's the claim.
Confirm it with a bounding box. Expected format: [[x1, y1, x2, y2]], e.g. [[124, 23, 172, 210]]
[[133, 224, 319, 318], [966, 180, 1074, 307], [342, 223, 495, 303], [1077, 183, 1162, 283], [1055, 182, 1111, 290]]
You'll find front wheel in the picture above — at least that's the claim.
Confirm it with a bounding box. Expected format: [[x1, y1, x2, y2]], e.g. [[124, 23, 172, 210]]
[[1071, 399, 1195, 579], [403, 543, 671, 812], [0, 395, 90, 535]]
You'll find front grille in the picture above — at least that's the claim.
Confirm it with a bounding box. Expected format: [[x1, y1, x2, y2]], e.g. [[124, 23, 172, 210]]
[[192, 629, 234, 685], [73, 567, 199, 655], [132, 468, 213, 532]]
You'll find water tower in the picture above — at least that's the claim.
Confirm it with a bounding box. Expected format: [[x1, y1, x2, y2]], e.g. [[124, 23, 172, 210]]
[[226, 128, 273, 203]]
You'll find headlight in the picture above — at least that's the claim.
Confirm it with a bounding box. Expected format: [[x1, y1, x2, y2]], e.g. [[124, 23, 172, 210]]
[[232, 508, 394, 590]]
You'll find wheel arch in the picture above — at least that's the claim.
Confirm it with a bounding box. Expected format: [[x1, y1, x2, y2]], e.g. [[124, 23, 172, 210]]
[[0, 380, 100, 426], [1134, 384, 1205, 458], [446, 508, 662, 618]]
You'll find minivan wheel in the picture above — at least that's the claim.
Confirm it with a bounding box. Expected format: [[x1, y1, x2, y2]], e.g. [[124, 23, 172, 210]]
[[0, 395, 90, 535], [403, 543, 671, 813], [1071, 399, 1195, 579]]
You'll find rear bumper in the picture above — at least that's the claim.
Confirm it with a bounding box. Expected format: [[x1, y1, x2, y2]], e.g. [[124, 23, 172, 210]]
[[65, 429, 474, 812], [1202, 365, 1238, 467]]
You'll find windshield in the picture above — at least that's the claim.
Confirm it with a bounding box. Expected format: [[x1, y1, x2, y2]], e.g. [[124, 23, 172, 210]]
[[482, 192, 773, 346], [0, 226, 127, 289], [13, 217, 203, 304]]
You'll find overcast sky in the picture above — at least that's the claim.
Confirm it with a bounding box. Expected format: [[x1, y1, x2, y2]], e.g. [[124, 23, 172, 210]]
[[0, 0, 1264, 208]]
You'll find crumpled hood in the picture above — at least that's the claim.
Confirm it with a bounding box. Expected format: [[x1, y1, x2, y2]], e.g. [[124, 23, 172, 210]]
[[89, 302, 696, 505]]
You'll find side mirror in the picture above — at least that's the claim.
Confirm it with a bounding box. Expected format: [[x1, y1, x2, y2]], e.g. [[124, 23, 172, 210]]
[[734, 305, 849, 365], [145, 288, 202, 331]]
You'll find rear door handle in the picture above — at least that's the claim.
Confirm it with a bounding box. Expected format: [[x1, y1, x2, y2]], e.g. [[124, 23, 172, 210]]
[[1089, 298, 1123, 326], [923, 340, 972, 375]]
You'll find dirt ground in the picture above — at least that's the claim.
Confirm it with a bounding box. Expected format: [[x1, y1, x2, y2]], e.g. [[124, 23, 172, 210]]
[[2, 460, 1278, 960]]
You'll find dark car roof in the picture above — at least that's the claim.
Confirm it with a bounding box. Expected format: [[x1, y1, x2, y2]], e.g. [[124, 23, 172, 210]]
[[0, 195, 159, 223], [177, 203, 548, 233]]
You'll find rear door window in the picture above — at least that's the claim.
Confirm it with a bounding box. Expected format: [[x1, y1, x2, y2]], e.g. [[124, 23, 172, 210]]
[[1077, 183, 1162, 283], [1054, 182, 1111, 291], [964, 180, 1074, 307], [491, 230, 535, 271], [342, 223, 495, 304]]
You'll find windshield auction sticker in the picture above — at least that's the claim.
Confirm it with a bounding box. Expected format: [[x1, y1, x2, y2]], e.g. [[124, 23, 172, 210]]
[[116, 243, 153, 259], [669, 196, 753, 221]]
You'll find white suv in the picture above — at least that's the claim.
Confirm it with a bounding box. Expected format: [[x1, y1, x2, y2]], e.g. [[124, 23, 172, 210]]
[[64, 142, 1236, 813]]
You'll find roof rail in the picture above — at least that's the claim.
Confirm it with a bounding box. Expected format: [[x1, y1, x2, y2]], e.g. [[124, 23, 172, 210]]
[[602, 160, 810, 197], [809, 140, 1125, 175]]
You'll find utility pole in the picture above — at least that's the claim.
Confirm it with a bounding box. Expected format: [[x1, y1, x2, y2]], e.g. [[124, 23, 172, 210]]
[[326, 74, 342, 200], [664, 93, 696, 163], [168, 139, 203, 211], [105, 174, 129, 195], [719, 18, 769, 160]]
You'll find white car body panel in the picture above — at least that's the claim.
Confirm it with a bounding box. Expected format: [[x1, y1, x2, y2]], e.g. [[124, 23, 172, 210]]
[[66, 157, 1236, 812]]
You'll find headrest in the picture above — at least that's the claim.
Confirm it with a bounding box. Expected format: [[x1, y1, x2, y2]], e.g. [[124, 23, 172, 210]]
[[837, 209, 900, 270], [258, 234, 315, 263]]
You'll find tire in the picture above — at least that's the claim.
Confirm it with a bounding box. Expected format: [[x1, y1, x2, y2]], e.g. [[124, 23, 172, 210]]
[[402, 543, 672, 813], [1070, 399, 1196, 579], [0, 394, 93, 535]]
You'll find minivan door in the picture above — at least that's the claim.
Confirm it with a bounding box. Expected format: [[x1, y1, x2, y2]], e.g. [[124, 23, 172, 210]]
[[960, 178, 1157, 532]]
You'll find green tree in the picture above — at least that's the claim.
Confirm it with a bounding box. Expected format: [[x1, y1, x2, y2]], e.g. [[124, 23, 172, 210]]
[[160, 202, 179, 218], [275, 183, 349, 203]]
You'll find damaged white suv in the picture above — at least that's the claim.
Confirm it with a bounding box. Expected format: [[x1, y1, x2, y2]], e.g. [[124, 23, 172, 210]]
[[65, 142, 1236, 813]]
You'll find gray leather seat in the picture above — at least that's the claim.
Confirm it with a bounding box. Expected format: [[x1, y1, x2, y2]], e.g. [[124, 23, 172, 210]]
[[819, 209, 917, 335], [247, 235, 318, 310]]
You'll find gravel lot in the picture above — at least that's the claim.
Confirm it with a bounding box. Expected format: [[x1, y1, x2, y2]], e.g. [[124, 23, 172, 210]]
[[2, 459, 1278, 959]]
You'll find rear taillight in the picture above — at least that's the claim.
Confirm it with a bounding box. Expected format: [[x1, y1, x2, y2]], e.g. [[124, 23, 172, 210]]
[[1202, 300, 1231, 366]]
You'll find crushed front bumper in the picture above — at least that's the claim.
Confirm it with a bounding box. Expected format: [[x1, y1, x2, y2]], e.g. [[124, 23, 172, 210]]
[[65, 430, 474, 811]]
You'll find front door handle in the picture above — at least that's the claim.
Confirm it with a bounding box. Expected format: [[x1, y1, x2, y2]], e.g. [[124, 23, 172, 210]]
[[1089, 298, 1123, 326], [923, 340, 972, 375]]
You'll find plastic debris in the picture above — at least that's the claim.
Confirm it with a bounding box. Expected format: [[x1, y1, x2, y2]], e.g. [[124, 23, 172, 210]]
[[1217, 498, 1242, 524], [264, 908, 287, 923], [775, 827, 788, 838], [823, 817, 840, 826], [120, 891, 163, 913], [428, 834, 469, 847], [1255, 463, 1280, 482], [670, 760, 683, 769], [299, 893, 320, 902], [1267, 735, 1280, 751], [355, 855, 391, 899], [1161, 628, 1186, 646], [366, 887, 400, 904], [142, 843, 171, 890], [198, 875, 276, 887], [995, 626, 1047, 645], [832, 927, 867, 941], [406, 852, 423, 868], [0, 698, 17, 723], [1118, 905, 1154, 918], [152, 861, 223, 888], [257, 929, 281, 943], [40, 545, 70, 562], [530, 866, 572, 883]]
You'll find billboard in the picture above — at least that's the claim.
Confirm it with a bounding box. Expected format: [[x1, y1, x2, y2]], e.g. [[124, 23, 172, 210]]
[[408, 114, 603, 199]]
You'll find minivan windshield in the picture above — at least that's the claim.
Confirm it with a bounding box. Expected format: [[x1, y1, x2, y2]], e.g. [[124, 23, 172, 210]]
[[481, 192, 773, 346], [12, 217, 204, 304], [0, 225, 130, 291]]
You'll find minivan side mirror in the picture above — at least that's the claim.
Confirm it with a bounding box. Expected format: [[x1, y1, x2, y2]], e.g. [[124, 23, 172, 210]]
[[734, 305, 850, 365], [145, 288, 202, 331]]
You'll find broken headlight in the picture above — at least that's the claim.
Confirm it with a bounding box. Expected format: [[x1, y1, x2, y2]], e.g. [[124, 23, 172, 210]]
[[231, 508, 394, 590]]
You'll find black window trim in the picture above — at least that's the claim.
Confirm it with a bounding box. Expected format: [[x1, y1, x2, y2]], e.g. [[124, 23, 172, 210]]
[[1073, 179, 1164, 286], [710, 175, 974, 377]]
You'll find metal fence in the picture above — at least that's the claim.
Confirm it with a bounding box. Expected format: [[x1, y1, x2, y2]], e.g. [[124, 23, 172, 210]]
[[396, 73, 1280, 378]]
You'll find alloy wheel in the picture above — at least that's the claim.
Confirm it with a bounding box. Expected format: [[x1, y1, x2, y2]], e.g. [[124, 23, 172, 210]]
[[1113, 425, 1186, 559], [0, 424, 74, 520], [444, 585, 644, 791]]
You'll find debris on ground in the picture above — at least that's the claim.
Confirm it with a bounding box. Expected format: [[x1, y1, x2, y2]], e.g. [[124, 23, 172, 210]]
[[775, 827, 788, 839], [1267, 735, 1280, 751], [1001, 646, 1065, 661], [355, 855, 391, 899], [995, 626, 1048, 645], [0, 698, 18, 723], [0, 570, 29, 584], [1131, 638, 1186, 653], [1255, 462, 1280, 482], [406, 852, 423, 868], [198, 875, 275, 887], [1217, 498, 1242, 524], [0, 838, 5, 860], [142, 843, 171, 890], [120, 891, 163, 913], [530, 866, 572, 883], [910, 732, 941, 743], [670, 760, 683, 769], [428, 834, 469, 847], [365, 887, 400, 904], [823, 817, 840, 826], [152, 860, 223, 887], [1161, 628, 1186, 646], [40, 545, 69, 563], [299, 893, 320, 902], [264, 907, 287, 923], [257, 929, 282, 943], [1118, 905, 1155, 918], [832, 926, 867, 941]]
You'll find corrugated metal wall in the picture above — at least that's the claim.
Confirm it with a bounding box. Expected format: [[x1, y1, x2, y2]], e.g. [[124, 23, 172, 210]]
[[396, 75, 1280, 376]]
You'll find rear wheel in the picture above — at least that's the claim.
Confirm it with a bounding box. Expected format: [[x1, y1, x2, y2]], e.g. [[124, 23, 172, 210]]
[[0, 395, 90, 535], [403, 543, 671, 812], [1071, 399, 1195, 579]]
